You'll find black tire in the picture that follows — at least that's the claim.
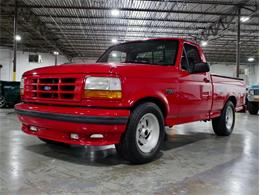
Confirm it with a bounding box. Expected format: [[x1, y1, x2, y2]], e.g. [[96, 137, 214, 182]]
[[0, 96, 6, 108], [115, 143, 130, 160], [39, 137, 69, 146], [212, 101, 235, 136], [247, 102, 259, 115], [116, 102, 165, 164]]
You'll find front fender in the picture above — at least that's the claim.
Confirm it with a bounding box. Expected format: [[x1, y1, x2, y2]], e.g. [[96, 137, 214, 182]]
[[127, 88, 170, 116]]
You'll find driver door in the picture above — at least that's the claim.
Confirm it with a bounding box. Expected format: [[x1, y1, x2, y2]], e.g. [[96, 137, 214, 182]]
[[177, 43, 212, 122]]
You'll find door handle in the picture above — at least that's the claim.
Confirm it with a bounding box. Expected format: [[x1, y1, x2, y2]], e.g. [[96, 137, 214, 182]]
[[203, 78, 210, 83]]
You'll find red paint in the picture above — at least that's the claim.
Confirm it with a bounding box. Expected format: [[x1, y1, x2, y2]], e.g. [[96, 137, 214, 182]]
[[16, 38, 246, 146]]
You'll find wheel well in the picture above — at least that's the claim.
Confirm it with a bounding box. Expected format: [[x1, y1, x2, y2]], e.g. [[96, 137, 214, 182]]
[[131, 97, 167, 118], [227, 96, 237, 107]]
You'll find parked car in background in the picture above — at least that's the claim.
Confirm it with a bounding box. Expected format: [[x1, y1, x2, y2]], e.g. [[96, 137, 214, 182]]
[[0, 81, 20, 108], [247, 84, 259, 115]]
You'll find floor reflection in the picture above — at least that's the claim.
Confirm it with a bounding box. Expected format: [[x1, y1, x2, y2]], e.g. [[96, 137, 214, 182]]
[[0, 110, 258, 195]]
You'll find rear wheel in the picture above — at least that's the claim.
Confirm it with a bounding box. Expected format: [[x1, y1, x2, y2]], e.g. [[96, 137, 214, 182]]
[[212, 101, 235, 136], [116, 102, 165, 164], [247, 102, 258, 115], [0, 96, 6, 108]]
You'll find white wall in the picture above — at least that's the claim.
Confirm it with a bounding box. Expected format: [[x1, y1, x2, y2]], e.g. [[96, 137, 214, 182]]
[[0, 47, 68, 81], [210, 63, 259, 85], [71, 57, 97, 64], [0, 47, 13, 81]]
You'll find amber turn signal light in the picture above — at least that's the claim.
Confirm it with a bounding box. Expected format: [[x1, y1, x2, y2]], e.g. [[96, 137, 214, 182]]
[[84, 90, 122, 99]]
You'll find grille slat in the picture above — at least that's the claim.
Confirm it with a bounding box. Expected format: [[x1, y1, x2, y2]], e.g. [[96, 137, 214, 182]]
[[25, 76, 82, 101]]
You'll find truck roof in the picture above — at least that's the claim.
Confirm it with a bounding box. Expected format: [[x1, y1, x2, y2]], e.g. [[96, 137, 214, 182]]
[[115, 37, 200, 47]]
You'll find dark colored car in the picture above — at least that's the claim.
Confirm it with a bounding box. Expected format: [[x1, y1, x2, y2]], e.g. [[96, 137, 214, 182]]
[[247, 84, 259, 115], [0, 81, 21, 108]]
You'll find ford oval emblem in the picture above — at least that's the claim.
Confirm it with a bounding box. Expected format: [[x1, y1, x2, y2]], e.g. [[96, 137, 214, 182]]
[[44, 86, 51, 91]]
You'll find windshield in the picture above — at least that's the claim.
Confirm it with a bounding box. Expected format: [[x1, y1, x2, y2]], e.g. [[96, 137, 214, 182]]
[[97, 40, 178, 66]]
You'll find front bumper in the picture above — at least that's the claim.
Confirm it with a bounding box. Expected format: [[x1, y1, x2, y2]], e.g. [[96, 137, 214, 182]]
[[15, 103, 130, 146]]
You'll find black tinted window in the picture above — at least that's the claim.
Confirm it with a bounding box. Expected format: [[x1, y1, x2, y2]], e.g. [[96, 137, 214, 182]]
[[184, 44, 202, 66], [98, 40, 178, 66], [181, 50, 189, 71]]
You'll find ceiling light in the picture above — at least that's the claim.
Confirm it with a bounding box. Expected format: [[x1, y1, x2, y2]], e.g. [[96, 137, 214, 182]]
[[111, 9, 120, 16], [15, 35, 21, 41], [201, 40, 208, 47], [111, 38, 118, 43], [248, 57, 255, 62], [240, 16, 250, 22], [112, 53, 117, 57], [53, 51, 59, 55]]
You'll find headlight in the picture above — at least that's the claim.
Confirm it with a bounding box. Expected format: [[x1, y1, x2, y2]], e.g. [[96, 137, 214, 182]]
[[20, 78, 24, 95], [248, 89, 254, 96], [84, 77, 122, 99]]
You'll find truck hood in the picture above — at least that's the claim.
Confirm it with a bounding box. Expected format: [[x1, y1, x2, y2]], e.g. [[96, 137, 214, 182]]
[[23, 63, 169, 77], [23, 63, 114, 76]]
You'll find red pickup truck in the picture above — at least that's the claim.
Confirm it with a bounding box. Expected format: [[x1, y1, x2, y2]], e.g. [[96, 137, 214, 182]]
[[15, 38, 246, 164]]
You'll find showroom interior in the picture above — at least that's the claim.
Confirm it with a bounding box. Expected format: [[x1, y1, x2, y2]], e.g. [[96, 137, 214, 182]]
[[0, 0, 259, 194]]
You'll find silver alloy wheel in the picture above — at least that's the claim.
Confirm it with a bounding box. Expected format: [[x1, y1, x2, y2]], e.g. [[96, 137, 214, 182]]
[[225, 106, 234, 130], [136, 113, 160, 153], [0, 96, 6, 108]]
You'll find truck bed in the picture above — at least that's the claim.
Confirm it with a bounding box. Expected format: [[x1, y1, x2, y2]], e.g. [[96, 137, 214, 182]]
[[210, 74, 246, 115]]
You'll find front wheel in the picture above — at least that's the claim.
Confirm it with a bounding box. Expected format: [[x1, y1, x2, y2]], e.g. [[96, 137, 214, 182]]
[[212, 101, 235, 136], [116, 102, 165, 164]]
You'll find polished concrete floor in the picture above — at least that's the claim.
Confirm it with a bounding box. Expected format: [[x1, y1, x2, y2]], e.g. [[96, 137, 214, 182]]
[[0, 109, 258, 195]]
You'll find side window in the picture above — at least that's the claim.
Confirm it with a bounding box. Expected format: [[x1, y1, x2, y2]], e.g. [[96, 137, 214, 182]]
[[181, 50, 189, 71], [107, 51, 126, 63], [184, 44, 202, 67]]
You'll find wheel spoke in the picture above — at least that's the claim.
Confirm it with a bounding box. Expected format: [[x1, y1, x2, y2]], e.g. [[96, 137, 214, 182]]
[[136, 113, 160, 153], [145, 119, 149, 128], [225, 106, 234, 130]]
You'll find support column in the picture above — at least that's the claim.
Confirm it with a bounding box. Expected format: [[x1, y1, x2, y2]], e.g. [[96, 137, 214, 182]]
[[13, 0, 17, 81], [236, 7, 241, 78], [55, 55, 58, 66]]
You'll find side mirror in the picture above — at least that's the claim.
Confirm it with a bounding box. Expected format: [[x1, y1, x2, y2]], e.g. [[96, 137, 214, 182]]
[[192, 62, 210, 73]]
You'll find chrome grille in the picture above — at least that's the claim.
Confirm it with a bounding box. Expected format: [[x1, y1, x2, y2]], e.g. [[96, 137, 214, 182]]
[[25, 76, 82, 101]]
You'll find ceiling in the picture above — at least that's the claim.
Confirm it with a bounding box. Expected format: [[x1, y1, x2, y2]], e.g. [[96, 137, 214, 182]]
[[0, 0, 259, 64]]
